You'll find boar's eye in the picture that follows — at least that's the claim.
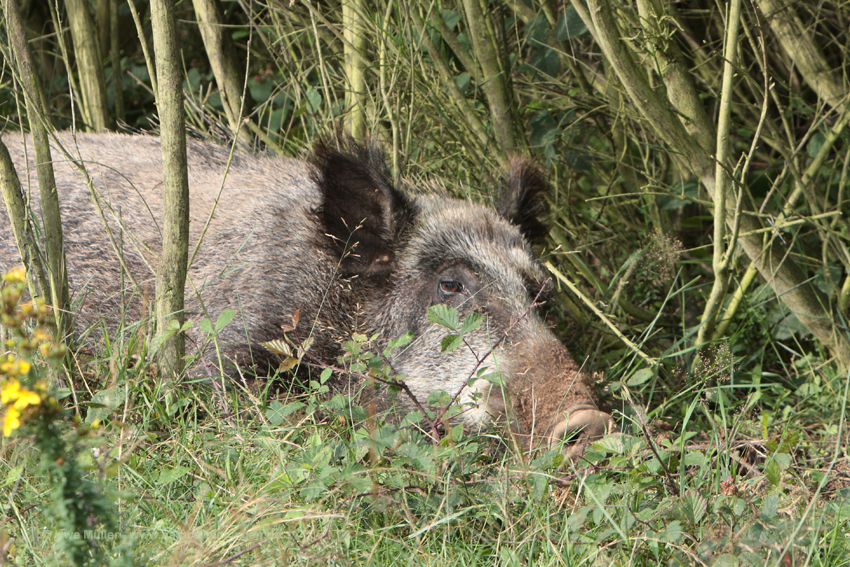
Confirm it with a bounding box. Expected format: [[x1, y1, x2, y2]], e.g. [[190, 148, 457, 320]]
[[439, 280, 464, 295]]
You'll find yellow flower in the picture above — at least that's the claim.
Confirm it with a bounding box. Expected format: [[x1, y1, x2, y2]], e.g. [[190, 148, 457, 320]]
[[0, 379, 41, 437], [1, 266, 26, 284], [3, 406, 21, 437], [1, 379, 20, 405], [1, 378, 40, 408], [12, 388, 40, 410], [0, 355, 31, 377]]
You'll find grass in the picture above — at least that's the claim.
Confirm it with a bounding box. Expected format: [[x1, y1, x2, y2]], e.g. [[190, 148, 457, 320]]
[[2, 292, 850, 565]]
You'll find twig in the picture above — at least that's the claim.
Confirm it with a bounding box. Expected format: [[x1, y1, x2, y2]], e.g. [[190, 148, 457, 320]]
[[545, 262, 656, 366]]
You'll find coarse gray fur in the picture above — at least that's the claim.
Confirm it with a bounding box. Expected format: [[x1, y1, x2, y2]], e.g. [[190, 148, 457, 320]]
[[0, 131, 616, 454]]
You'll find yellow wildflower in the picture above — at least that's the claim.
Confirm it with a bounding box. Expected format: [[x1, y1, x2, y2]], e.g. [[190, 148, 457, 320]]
[[1, 378, 20, 404], [1, 378, 41, 408], [0, 355, 31, 377], [1, 266, 25, 284], [12, 388, 41, 410], [3, 406, 21, 437], [1, 378, 41, 437]]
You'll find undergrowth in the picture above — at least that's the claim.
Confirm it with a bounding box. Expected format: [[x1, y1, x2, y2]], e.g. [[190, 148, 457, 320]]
[[2, 265, 850, 566]]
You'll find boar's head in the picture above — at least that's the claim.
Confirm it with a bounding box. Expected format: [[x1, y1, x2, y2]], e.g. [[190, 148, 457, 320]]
[[313, 140, 616, 458]]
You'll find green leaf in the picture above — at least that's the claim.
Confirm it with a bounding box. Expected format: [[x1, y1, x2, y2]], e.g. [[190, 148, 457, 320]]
[[5, 465, 22, 486], [440, 334, 463, 352], [807, 131, 826, 158], [591, 435, 624, 454], [306, 86, 322, 112], [300, 480, 327, 501], [198, 318, 213, 335], [626, 368, 654, 386], [402, 410, 424, 427], [458, 312, 483, 335], [556, 6, 589, 40], [428, 304, 459, 330], [455, 72, 472, 92], [157, 465, 191, 485], [682, 491, 707, 525], [712, 553, 739, 567], [320, 367, 333, 384], [215, 309, 236, 331], [760, 492, 779, 521], [441, 9, 461, 30], [387, 331, 414, 350], [529, 110, 559, 148], [683, 451, 706, 467], [428, 389, 451, 406], [266, 400, 305, 425], [478, 371, 505, 385], [663, 520, 683, 544], [765, 459, 781, 486], [525, 13, 549, 43]]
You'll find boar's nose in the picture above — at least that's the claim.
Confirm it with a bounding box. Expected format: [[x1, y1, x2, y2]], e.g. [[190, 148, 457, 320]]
[[551, 405, 618, 461]]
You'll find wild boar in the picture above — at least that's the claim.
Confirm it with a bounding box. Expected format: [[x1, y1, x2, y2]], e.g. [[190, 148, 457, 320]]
[[0, 131, 616, 455]]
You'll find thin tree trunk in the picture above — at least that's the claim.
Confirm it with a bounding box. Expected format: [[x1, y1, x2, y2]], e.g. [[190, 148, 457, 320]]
[[150, 0, 190, 378], [343, 0, 367, 137], [110, 0, 126, 124], [757, 0, 847, 113], [4, 0, 72, 348], [0, 142, 50, 301], [193, 0, 252, 146], [461, 0, 517, 151], [66, 0, 112, 131]]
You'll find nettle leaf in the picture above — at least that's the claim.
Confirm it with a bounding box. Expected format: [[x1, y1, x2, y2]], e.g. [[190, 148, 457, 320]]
[[459, 312, 483, 335], [662, 520, 683, 544], [440, 334, 463, 353], [428, 304, 459, 330], [765, 459, 781, 486], [682, 491, 707, 525], [761, 492, 779, 521]]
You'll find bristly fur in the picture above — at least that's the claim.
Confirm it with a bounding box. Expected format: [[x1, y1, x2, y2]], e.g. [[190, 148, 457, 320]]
[[311, 135, 414, 279], [497, 157, 550, 243]]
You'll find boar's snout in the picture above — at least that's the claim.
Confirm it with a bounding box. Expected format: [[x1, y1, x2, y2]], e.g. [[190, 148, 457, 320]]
[[506, 325, 617, 460], [551, 405, 618, 460]]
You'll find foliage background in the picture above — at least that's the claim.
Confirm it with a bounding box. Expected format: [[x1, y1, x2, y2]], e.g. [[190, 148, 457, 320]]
[[1, 0, 850, 564]]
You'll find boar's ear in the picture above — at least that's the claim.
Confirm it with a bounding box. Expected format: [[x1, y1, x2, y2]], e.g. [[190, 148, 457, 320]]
[[313, 137, 414, 278], [497, 157, 550, 243]]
